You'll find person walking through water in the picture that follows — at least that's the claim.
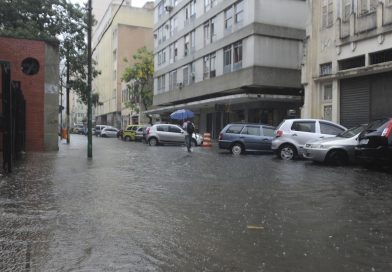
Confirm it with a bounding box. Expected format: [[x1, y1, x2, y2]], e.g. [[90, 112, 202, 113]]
[[183, 119, 195, 152]]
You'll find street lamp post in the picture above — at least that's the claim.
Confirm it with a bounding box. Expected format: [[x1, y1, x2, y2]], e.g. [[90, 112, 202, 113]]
[[87, 0, 93, 158]]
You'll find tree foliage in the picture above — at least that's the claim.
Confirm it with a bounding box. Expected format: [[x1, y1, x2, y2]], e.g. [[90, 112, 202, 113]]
[[0, 0, 100, 106], [122, 47, 154, 124]]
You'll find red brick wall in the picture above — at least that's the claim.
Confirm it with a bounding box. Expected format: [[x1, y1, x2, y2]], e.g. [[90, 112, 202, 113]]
[[0, 37, 46, 151]]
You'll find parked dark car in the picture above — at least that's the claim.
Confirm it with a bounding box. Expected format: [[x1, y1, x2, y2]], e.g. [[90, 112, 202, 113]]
[[356, 118, 392, 164], [218, 123, 275, 155]]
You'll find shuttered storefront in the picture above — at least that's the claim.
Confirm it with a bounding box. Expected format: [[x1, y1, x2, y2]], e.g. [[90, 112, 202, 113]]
[[340, 77, 370, 128], [340, 72, 392, 127]]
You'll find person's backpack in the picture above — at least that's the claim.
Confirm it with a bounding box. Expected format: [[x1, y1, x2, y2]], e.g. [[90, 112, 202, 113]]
[[186, 122, 195, 134]]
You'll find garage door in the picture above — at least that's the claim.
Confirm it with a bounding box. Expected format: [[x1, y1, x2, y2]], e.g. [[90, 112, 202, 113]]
[[370, 72, 392, 120], [340, 77, 370, 128]]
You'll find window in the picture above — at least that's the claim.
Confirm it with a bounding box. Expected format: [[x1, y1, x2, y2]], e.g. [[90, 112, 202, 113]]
[[322, 0, 333, 28], [370, 48, 392, 65], [158, 75, 166, 92], [224, 45, 232, 73], [169, 43, 174, 64], [190, 62, 195, 83], [169, 70, 177, 90], [183, 65, 189, 86], [320, 62, 332, 76], [157, 125, 168, 132], [169, 126, 182, 133], [158, 2, 164, 19], [262, 127, 275, 137], [342, 0, 351, 21], [204, 22, 210, 46], [203, 55, 210, 79], [204, 0, 217, 11], [158, 51, 162, 65], [226, 125, 244, 134], [210, 53, 216, 77], [224, 6, 233, 33], [291, 122, 316, 133], [190, 0, 196, 18], [338, 55, 365, 70], [174, 41, 178, 61], [235, 0, 244, 25], [242, 126, 260, 136], [190, 31, 196, 52], [233, 41, 243, 70], [203, 53, 216, 79], [204, 18, 216, 45], [359, 0, 377, 14], [184, 34, 190, 56], [323, 84, 332, 101], [320, 122, 345, 135]]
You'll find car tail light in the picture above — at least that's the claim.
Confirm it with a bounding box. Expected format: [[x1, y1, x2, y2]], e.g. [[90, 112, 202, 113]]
[[381, 121, 392, 138], [276, 130, 283, 137], [219, 133, 223, 140]]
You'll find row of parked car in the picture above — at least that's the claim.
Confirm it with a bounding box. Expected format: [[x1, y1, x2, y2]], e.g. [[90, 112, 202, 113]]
[[117, 124, 204, 147], [218, 118, 392, 166]]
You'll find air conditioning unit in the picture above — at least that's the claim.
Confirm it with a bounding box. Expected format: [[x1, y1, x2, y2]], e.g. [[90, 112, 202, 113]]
[[165, 5, 173, 12]]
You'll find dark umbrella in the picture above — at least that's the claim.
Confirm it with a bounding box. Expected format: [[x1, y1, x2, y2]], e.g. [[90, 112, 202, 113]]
[[170, 109, 194, 120]]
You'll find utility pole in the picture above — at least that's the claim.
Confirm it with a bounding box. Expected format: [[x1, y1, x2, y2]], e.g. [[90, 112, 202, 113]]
[[66, 51, 70, 144], [87, 0, 93, 158]]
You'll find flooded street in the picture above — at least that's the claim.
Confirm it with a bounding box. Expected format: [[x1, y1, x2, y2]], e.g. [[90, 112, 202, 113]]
[[1, 135, 392, 271]]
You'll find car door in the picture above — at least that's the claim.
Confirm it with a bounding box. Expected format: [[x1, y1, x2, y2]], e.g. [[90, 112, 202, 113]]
[[319, 121, 346, 139], [240, 125, 263, 150], [260, 126, 275, 150], [168, 125, 185, 143], [155, 125, 169, 142], [290, 121, 317, 152]]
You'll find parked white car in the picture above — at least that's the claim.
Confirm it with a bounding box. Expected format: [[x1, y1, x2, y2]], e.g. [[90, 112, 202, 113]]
[[100, 127, 119, 138], [271, 119, 347, 160]]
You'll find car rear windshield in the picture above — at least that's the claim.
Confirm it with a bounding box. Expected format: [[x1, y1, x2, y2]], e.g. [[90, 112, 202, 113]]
[[338, 125, 365, 138], [366, 118, 390, 132], [226, 125, 244, 134]]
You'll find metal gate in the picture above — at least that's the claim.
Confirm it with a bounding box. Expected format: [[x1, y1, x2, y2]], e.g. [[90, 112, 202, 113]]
[[340, 77, 370, 128], [1, 61, 26, 173]]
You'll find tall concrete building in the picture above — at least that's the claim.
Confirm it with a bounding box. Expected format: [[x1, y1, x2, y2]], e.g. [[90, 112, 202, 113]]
[[150, 0, 307, 138], [92, 1, 154, 128], [302, 0, 392, 128]]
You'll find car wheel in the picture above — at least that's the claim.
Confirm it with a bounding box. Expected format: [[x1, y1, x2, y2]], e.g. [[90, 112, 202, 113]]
[[231, 143, 244, 156], [124, 136, 131, 141], [278, 144, 297, 160], [191, 139, 197, 147], [327, 150, 348, 166], [148, 137, 158, 146], [101, 134, 107, 138]]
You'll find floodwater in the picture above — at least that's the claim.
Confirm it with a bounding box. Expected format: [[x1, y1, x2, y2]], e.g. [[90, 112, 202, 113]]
[[1, 135, 392, 271]]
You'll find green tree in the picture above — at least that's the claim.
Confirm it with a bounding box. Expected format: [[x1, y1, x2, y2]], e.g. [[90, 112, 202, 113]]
[[122, 47, 154, 124], [0, 0, 101, 106]]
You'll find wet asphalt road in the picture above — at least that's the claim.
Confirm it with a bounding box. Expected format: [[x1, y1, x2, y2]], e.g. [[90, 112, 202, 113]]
[[1, 135, 392, 272]]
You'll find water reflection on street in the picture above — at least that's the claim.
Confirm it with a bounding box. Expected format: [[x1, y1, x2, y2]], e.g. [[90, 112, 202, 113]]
[[1, 135, 392, 271]]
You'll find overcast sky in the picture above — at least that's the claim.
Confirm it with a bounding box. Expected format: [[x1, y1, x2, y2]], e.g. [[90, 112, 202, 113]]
[[69, 0, 151, 8]]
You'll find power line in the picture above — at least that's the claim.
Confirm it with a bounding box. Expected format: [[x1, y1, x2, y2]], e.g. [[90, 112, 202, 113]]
[[92, 0, 125, 55]]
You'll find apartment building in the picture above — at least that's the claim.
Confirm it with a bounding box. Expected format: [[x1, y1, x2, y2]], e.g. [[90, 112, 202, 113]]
[[302, 0, 392, 128], [69, 91, 87, 125], [151, 0, 307, 138], [92, 1, 154, 128]]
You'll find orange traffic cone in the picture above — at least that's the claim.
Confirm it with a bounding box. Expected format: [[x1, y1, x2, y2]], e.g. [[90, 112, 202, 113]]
[[202, 133, 212, 147]]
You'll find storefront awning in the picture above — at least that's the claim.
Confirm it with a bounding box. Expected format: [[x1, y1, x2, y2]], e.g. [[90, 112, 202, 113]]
[[144, 93, 302, 115]]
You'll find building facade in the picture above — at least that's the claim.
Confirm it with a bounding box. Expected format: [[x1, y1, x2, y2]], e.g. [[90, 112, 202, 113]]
[[151, 0, 307, 138], [302, 0, 392, 128], [92, 1, 154, 128], [0, 36, 59, 151]]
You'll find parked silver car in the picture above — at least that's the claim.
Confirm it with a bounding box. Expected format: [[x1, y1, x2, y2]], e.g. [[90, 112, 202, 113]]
[[271, 119, 347, 160], [146, 124, 203, 146], [303, 125, 365, 165], [100, 127, 119, 138]]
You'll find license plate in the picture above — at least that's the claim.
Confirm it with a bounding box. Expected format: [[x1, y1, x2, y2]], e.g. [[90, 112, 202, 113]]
[[360, 139, 369, 145]]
